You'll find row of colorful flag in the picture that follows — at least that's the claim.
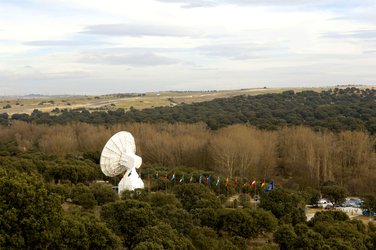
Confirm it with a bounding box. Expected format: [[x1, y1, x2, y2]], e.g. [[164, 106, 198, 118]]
[[151, 173, 274, 192]]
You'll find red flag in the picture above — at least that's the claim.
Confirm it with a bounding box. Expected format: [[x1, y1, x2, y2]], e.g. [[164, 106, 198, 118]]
[[242, 182, 247, 188], [232, 177, 237, 188], [250, 180, 256, 188], [164, 175, 168, 182]]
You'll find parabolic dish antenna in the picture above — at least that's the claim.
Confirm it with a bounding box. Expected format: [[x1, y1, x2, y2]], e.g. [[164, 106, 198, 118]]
[[100, 131, 144, 194]]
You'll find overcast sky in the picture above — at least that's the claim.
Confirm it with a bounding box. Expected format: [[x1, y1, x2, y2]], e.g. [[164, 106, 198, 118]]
[[0, 0, 375, 95]]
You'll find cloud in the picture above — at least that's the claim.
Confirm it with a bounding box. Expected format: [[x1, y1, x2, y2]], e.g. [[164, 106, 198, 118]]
[[156, 0, 372, 8], [196, 43, 287, 60], [363, 50, 376, 54], [24, 40, 111, 46], [322, 30, 376, 40], [82, 23, 202, 37], [78, 52, 180, 66]]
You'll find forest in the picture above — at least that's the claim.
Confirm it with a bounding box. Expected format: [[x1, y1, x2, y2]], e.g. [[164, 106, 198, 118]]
[[2, 87, 376, 133], [0, 87, 376, 249]]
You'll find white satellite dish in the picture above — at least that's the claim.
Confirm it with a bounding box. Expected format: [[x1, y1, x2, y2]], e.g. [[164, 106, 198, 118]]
[[100, 131, 144, 194]]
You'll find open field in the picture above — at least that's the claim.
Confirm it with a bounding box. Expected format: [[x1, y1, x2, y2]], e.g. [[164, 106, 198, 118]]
[[1, 85, 373, 115]]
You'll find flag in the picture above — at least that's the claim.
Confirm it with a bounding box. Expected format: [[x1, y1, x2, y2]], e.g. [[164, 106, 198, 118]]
[[225, 177, 229, 187], [189, 175, 193, 183], [154, 172, 159, 180], [206, 176, 211, 184], [232, 177, 237, 188], [242, 182, 247, 188], [250, 180, 256, 188], [264, 181, 274, 192], [216, 176, 220, 186], [171, 173, 175, 181], [164, 174, 168, 182], [261, 179, 265, 188], [179, 175, 184, 184], [199, 175, 202, 184]]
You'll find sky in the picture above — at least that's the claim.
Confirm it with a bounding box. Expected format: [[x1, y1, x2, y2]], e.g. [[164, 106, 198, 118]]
[[0, 0, 375, 95]]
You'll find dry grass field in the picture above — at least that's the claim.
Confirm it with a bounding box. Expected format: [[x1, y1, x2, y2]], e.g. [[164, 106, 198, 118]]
[[0, 86, 372, 115]]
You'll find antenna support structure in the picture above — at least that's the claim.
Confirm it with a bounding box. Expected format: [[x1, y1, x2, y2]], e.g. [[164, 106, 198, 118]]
[[100, 131, 144, 195]]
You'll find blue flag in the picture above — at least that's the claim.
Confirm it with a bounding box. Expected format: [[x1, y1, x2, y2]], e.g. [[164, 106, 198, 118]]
[[264, 181, 274, 192], [206, 175, 211, 184], [199, 175, 202, 184], [171, 173, 175, 181]]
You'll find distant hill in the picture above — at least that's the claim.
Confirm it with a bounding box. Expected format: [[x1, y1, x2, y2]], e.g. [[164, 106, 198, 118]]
[[3, 87, 376, 133]]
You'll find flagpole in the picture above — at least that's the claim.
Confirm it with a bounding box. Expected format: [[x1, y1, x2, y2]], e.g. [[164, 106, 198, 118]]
[[254, 177, 258, 207]]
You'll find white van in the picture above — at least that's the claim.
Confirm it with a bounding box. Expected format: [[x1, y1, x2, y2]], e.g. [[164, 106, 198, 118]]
[[317, 199, 333, 209]]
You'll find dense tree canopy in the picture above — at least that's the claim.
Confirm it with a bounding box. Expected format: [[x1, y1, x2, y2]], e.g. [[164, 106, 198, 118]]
[[5, 87, 376, 133], [0, 170, 62, 249]]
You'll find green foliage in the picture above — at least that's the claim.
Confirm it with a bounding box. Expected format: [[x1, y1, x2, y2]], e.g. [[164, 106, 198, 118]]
[[189, 226, 222, 250], [366, 231, 376, 250], [190, 207, 219, 228], [133, 241, 164, 250], [43, 157, 101, 184], [0, 112, 9, 126], [273, 224, 297, 250], [90, 182, 117, 205], [291, 223, 326, 249], [321, 185, 348, 205], [304, 187, 321, 205], [217, 239, 241, 250], [147, 192, 182, 208], [369, 222, 376, 233], [47, 182, 72, 201], [293, 210, 372, 250], [309, 210, 350, 225], [71, 183, 97, 209], [362, 193, 376, 212], [259, 188, 306, 225], [245, 208, 278, 233], [153, 205, 194, 235], [0, 170, 62, 249], [218, 209, 254, 238], [228, 236, 247, 250], [217, 208, 277, 239], [101, 200, 156, 249], [135, 222, 194, 250], [314, 221, 367, 249], [0, 155, 38, 174], [59, 213, 121, 250], [173, 184, 221, 211], [59, 214, 89, 249]]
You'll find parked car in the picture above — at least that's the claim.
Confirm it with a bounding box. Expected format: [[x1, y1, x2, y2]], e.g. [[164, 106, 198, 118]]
[[342, 197, 363, 208], [317, 199, 333, 209], [362, 209, 376, 216]]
